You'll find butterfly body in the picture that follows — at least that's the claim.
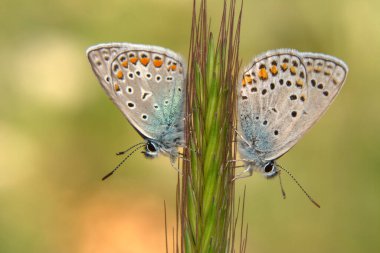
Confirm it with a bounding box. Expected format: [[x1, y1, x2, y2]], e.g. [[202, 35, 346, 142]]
[[238, 49, 348, 178], [87, 43, 185, 162]]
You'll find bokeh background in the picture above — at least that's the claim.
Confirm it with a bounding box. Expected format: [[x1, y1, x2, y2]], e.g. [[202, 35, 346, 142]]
[[1, 0, 379, 252]]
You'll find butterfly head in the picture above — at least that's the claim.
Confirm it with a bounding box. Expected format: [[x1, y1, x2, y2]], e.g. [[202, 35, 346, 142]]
[[144, 140, 160, 158]]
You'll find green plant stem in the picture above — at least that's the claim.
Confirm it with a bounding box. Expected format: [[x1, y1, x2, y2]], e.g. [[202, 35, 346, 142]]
[[180, 0, 242, 252]]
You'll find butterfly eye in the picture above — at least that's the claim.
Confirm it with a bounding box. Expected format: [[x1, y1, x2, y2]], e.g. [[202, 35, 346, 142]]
[[263, 162, 277, 177], [147, 142, 157, 153], [264, 162, 274, 173]]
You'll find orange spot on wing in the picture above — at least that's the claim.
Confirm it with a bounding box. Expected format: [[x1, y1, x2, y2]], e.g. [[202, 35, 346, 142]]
[[171, 65, 177, 71], [258, 68, 268, 80], [121, 61, 128, 68], [270, 66, 278, 75], [296, 79, 304, 88], [114, 83, 120, 92], [153, 59, 163, 68], [140, 57, 150, 66], [281, 63, 288, 71], [242, 78, 247, 86], [290, 66, 297, 75], [244, 75, 253, 84], [116, 70, 124, 79], [130, 57, 138, 64]]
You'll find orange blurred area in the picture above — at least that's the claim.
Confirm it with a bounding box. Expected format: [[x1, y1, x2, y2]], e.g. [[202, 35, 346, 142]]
[[1, 0, 380, 252], [75, 193, 167, 253]]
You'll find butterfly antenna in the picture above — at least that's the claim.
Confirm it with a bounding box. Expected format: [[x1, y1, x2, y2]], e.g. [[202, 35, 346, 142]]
[[278, 170, 287, 199], [116, 142, 146, 155], [276, 164, 320, 208], [102, 144, 145, 181]]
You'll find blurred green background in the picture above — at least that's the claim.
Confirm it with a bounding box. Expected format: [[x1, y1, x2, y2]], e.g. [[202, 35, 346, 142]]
[[1, 0, 379, 252]]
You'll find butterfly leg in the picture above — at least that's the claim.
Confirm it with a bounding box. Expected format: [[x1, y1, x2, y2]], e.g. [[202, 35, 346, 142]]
[[225, 159, 251, 168], [177, 152, 190, 162], [224, 159, 251, 178], [232, 165, 253, 181], [232, 165, 246, 169], [169, 150, 183, 174], [169, 158, 182, 174], [182, 145, 200, 156], [182, 112, 193, 121]]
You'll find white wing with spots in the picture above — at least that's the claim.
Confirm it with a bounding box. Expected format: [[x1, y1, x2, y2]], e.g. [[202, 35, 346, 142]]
[[87, 43, 186, 143], [238, 49, 348, 161]]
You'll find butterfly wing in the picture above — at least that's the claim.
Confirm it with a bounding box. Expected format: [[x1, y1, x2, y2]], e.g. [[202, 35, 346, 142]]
[[238, 49, 348, 161], [87, 43, 186, 143]]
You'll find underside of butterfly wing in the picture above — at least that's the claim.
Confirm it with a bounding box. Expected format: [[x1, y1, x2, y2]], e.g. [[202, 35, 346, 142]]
[[238, 49, 348, 163], [87, 43, 186, 150]]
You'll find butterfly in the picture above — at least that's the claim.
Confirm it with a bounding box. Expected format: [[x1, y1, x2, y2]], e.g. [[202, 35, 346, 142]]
[[87, 43, 186, 178], [237, 49, 348, 179]]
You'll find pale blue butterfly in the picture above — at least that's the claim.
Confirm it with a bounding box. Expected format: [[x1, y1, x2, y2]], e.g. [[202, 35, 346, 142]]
[[237, 49, 348, 181], [87, 43, 186, 179]]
